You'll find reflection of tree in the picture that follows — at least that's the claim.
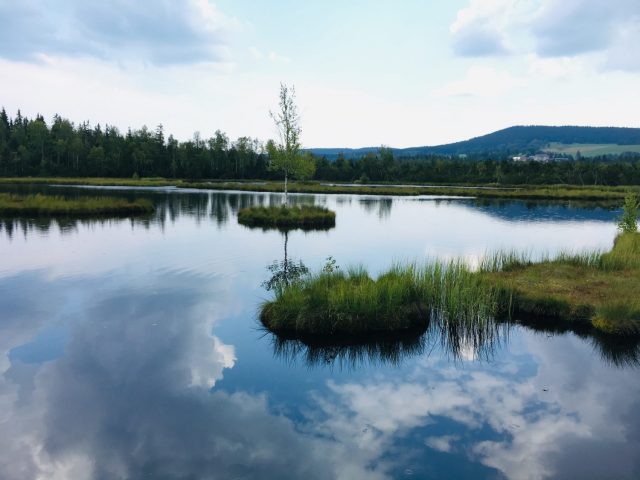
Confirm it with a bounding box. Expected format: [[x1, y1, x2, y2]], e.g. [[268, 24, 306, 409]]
[[262, 230, 309, 292], [359, 198, 393, 219]]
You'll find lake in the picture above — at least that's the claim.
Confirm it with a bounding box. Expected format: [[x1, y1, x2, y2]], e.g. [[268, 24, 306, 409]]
[[0, 185, 638, 480]]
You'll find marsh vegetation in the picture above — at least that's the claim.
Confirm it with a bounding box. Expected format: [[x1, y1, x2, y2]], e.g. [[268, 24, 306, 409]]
[[238, 205, 335, 229], [261, 232, 640, 339], [0, 192, 154, 215]]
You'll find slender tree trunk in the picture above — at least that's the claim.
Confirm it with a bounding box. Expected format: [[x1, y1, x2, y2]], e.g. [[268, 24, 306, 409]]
[[284, 169, 288, 206], [283, 230, 289, 285]]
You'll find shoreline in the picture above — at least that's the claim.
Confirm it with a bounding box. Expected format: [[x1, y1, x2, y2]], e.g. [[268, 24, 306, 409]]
[[1, 177, 639, 201]]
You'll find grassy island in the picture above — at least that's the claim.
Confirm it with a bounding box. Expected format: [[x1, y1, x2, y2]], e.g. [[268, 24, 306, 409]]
[[238, 205, 336, 229], [261, 233, 640, 338], [0, 193, 154, 216]]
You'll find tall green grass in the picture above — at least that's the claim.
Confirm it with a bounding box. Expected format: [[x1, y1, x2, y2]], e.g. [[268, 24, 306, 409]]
[[0, 193, 154, 215], [261, 260, 503, 338]]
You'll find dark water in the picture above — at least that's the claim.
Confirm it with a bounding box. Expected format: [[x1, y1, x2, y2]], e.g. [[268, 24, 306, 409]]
[[0, 186, 638, 480]]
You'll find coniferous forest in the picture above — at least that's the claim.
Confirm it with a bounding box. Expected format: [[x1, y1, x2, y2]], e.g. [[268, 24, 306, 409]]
[[2, 108, 640, 185]]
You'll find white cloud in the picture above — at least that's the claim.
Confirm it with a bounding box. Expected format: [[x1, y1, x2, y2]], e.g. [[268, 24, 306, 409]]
[[434, 66, 526, 97], [0, 0, 235, 65], [450, 0, 514, 56], [451, 0, 640, 73]]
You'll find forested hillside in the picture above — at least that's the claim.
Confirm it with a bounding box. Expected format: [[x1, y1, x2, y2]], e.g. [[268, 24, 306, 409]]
[[2, 109, 640, 185], [311, 126, 640, 159]]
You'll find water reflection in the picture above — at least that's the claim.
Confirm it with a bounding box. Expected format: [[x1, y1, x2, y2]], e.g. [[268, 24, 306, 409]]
[[517, 319, 640, 368], [262, 230, 309, 291], [360, 197, 393, 219], [1, 185, 638, 479]]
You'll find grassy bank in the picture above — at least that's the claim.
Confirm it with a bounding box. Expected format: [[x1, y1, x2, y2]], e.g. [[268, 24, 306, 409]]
[[261, 233, 640, 338], [0, 177, 177, 187], [484, 233, 640, 335], [0, 193, 154, 216], [2, 177, 639, 201], [238, 205, 336, 229]]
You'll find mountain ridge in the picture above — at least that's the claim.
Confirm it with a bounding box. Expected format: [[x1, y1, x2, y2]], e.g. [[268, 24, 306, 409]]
[[308, 125, 640, 159]]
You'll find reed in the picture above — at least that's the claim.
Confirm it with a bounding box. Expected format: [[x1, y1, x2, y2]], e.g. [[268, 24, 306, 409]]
[[0, 193, 154, 215], [260, 260, 502, 337]]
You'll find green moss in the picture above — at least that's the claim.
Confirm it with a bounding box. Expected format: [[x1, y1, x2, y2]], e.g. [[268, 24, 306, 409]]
[[0, 193, 154, 216], [238, 205, 335, 230]]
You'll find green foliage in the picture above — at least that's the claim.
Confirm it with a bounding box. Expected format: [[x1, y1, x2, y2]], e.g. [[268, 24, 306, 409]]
[[266, 85, 316, 199], [0, 193, 154, 216], [618, 193, 639, 233], [237, 205, 336, 229], [322, 256, 339, 274]]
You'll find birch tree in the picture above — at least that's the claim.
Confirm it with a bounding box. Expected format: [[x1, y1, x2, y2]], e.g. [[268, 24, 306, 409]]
[[268, 83, 315, 205]]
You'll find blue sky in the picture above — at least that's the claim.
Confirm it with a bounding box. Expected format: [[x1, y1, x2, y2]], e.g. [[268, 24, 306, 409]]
[[1, 0, 639, 147]]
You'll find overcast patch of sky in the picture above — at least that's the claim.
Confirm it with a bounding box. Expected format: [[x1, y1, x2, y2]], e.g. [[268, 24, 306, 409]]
[[0, 0, 638, 147]]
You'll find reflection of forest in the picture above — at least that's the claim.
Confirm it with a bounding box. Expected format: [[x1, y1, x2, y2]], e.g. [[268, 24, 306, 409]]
[[359, 197, 393, 219], [0, 189, 327, 239]]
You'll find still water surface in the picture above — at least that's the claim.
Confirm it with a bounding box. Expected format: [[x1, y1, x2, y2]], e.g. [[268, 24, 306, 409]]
[[0, 186, 638, 480]]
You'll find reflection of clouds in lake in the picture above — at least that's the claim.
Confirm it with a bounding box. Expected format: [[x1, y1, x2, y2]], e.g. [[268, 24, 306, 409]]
[[0, 269, 392, 480], [309, 330, 640, 480]]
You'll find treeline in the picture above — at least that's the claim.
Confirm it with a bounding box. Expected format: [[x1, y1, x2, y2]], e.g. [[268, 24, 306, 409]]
[[2, 109, 640, 185], [315, 151, 640, 185], [0, 109, 270, 179]]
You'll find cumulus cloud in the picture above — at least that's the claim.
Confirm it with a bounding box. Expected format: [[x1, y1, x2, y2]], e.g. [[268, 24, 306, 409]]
[[530, 0, 638, 57], [449, 0, 516, 56], [450, 0, 640, 72], [0, 0, 233, 65]]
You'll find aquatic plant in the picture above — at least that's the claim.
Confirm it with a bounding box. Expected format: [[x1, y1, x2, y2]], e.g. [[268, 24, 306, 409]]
[[260, 260, 503, 337]]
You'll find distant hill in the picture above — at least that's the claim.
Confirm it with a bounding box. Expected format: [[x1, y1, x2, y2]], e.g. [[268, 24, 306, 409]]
[[309, 126, 640, 159]]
